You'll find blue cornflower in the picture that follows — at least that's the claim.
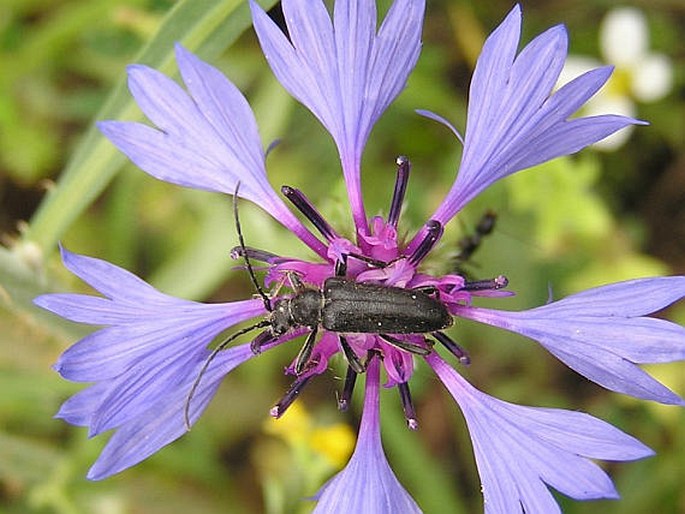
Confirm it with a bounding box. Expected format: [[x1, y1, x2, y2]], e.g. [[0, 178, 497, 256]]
[[35, 1, 685, 512]]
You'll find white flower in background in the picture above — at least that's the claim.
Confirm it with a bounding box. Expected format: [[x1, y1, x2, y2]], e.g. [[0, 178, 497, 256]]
[[559, 7, 673, 150]]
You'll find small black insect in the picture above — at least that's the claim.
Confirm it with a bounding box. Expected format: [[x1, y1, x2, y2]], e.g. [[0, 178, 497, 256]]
[[453, 209, 497, 270]]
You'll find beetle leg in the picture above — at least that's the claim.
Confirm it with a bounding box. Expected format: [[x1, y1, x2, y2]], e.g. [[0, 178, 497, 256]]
[[251, 329, 276, 355], [286, 271, 305, 292], [338, 335, 365, 374], [380, 334, 432, 355], [411, 285, 439, 297], [294, 327, 319, 375]]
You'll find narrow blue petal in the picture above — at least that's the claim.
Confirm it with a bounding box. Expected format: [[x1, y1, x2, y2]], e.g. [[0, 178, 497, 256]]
[[87, 344, 254, 480], [463, 5, 521, 155], [35, 247, 271, 477], [52, 302, 261, 382], [55, 382, 110, 427], [543, 341, 683, 405], [419, 4, 645, 235], [456, 277, 685, 404], [251, 0, 425, 232], [34, 294, 142, 324], [511, 115, 643, 171], [427, 353, 652, 513], [529, 276, 685, 317], [531, 66, 615, 130], [89, 343, 202, 435], [174, 44, 267, 188], [57, 245, 161, 303], [313, 357, 421, 513], [415, 109, 464, 144], [99, 51, 327, 257]]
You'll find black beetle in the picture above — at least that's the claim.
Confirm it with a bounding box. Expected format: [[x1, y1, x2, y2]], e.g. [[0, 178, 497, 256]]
[[183, 184, 461, 427], [253, 273, 454, 376], [184, 180, 503, 427]]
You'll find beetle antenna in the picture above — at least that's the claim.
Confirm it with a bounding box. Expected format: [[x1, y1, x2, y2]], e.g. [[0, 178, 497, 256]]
[[234, 182, 272, 311], [184, 319, 270, 430]]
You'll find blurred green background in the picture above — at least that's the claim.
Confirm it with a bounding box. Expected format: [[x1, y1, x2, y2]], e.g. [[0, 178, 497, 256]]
[[1, 0, 684, 512]]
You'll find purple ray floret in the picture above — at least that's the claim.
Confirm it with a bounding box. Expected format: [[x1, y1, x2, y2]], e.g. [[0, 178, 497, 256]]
[[456, 277, 685, 405], [420, 5, 647, 238], [313, 357, 421, 513], [429, 353, 654, 514], [251, 0, 424, 232], [35, 247, 265, 478], [97, 44, 326, 257]]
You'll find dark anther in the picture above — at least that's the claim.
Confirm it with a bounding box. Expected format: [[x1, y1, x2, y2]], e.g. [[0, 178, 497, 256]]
[[432, 331, 470, 365], [270, 373, 314, 419], [338, 365, 359, 411], [380, 334, 432, 355], [281, 185, 337, 242], [230, 246, 280, 263], [251, 330, 276, 355], [463, 275, 509, 291], [339, 335, 365, 374], [388, 156, 411, 228], [398, 382, 418, 430], [408, 220, 443, 266]]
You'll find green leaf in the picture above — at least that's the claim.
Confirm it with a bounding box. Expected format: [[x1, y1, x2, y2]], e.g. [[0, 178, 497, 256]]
[[22, 0, 278, 255]]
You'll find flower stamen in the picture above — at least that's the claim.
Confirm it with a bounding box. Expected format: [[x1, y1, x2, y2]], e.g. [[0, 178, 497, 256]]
[[281, 185, 338, 242], [271, 372, 315, 419], [433, 331, 471, 365], [388, 156, 411, 228], [398, 381, 419, 430], [337, 365, 358, 412], [407, 220, 443, 266], [462, 275, 509, 291]]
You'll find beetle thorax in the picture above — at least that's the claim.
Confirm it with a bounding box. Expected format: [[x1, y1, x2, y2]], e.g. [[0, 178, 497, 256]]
[[269, 289, 324, 335], [289, 289, 325, 329]]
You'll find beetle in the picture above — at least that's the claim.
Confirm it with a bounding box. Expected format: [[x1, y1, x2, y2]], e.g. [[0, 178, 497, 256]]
[[183, 183, 462, 428], [257, 273, 454, 376]]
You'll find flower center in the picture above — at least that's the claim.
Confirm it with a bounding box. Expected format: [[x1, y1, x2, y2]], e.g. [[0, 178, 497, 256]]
[[231, 156, 509, 427]]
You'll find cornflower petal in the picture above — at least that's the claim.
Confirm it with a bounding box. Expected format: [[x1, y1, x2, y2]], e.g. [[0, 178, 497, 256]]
[[87, 344, 254, 480], [35, 247, 265, 383], [455, 277, 685, 405], [98, 45, 326, 257], [34, 248, 268, 477], [427, 353, 653, 514], [251, 0, 424, 232], [424, 5, 645, 232], [313, 357, 421, 513]]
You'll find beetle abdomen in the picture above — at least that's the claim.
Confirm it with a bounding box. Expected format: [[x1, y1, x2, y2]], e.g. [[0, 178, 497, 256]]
[[321, 277, 453, 334]]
